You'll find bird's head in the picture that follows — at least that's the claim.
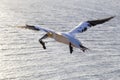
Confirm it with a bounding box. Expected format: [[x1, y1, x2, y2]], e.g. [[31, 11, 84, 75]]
[[47, 32, 53, 37]]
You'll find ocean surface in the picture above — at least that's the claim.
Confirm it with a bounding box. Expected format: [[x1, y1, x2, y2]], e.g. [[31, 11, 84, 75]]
[[0, 0, 120, 80]]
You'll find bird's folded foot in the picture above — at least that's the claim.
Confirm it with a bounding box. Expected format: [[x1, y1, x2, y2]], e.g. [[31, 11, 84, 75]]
[[69, 43, 73, 54], [80, 45, 89, 52], [40, 40, 46, 49]]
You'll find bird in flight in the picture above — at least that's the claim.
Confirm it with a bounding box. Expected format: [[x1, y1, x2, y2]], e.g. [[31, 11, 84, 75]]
[[19, 16, 114, 54]]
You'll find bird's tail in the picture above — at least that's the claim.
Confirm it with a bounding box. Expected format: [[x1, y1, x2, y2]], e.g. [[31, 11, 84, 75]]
[[80, 45, 89, 52]]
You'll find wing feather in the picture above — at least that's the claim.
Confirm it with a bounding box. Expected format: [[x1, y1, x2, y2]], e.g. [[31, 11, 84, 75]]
[[20, 24, 54, 33], [69, 16, 114, 36]]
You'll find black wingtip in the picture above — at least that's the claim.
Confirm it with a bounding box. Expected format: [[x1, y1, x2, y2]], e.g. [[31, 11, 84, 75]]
[[17, 24, 39, 31], [106, 16, 115, 20], [87, 16, 115, 26], [24, 24, 39, 31]]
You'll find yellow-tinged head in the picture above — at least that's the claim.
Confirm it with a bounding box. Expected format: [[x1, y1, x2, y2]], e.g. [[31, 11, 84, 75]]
[[47, 32, 53, 38]]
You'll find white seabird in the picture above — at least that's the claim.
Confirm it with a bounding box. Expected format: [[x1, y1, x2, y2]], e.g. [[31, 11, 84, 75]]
[[20, 16, 114, 54]]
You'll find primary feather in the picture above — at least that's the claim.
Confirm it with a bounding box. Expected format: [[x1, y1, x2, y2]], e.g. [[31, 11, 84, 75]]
[[68, 16, 114, 36], [23, 24, 55, 33]]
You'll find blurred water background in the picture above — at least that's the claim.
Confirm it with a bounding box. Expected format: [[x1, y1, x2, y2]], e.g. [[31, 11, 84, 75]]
[[0, 0, 120, 80]]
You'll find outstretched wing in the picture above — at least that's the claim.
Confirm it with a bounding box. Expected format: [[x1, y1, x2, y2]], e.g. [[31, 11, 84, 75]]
[[19, 24, 54, 33], [68, 16, 114, 36]]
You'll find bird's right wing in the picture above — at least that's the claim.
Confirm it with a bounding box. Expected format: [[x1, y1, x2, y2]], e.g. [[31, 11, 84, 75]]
[[19, 24, 55, 33], [68, 16, 114, 36]]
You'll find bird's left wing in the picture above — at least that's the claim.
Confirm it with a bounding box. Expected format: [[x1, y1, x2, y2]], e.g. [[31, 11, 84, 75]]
[[19, 24, 54, 33], [68, 16, 114, 36]]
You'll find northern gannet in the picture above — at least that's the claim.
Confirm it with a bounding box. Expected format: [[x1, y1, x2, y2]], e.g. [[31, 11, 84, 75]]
[[20, 16, 114, 54]]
